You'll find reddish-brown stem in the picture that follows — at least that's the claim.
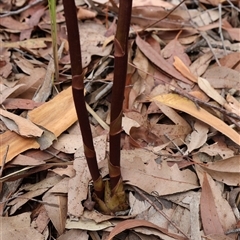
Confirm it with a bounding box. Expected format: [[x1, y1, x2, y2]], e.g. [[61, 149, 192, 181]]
[[109, 0, 132, 189], [62, 0, 103, 199]]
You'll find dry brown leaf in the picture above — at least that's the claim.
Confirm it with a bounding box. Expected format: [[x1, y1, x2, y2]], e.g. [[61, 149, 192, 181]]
[[0, 48, 12, 78], [197, 77, 227, 106], [200, 173, 225, 235], [204, 234, 233, 240], [131, 6, 190, 29], [67, 158, 90, 217], [136, 35, 192, 85], [65, 218, 112, 231], [199, 155, 240, 186], [122, 116, 140, 135], [1, 37, 51, 49], [0, 131, 39, 166], [1, 87, 77, 165], [222, 19, 240, 41], [121, 158, 199, 195], [203, 66, 240, 90], [198, 139, 234, 159], [57, 229, 88, 240], [217, 52, 240, 70], [68, 135, 107, 217], [14, 54, 34, 75], [33, 205, 50, 234], [199, 171, 236, 236], [151, 94, 240, 145], [106, 219, 187, 240], [132, 0, 174, 8], [190, 51, 213, 77], [77, 7, 97, 19], [53, 134, 83, 154], [0, 212, 44, 240], [0, 108, 43, 137], [43, 191, 67, 235], [3, 98, 42, 110], [0, 16, 30, 31], [0, 83, 25, 104], [28, 87, 77, 138], [42, 178, 68, 235], [162, 39, 191, 67], [226, 94, 240, 117], [185, 120, 209, 154], [9, 67, 46, 98], [173, 56, 197, 82], [10, 154, 45, 166], [8, 175, 62, 215]]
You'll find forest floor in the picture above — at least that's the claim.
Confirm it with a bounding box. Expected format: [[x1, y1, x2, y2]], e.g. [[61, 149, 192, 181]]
[[0, 0, 240, 240]]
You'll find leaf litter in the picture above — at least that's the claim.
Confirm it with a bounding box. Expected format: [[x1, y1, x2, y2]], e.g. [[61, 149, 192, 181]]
[[0, 0, 240, 239]]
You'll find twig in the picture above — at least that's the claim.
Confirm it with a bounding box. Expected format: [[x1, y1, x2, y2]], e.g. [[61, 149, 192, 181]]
[[0, 0, 45, 17], [218, 4, 227, 55], [182, 2, 222, 66], [86, 102, 109, 131], [129, 62, 240, 123], [132, 186, 189, 239], [142, 0, 187, 31], [226, 0, 240, 12], [164, 134, 185, 155]]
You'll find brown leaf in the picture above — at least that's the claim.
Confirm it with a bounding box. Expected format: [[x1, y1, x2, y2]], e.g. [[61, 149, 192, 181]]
[[0, 212, 44, 240], [106, 219, 187, 240], [43, 191, 67, 235], [3, 98, 42, 110], [200, 155, 240, 186], [200, 173, 225, 235], [199, 171, 236, 236], [28, 87, 77, 137], [203, 66, 240, 90], [77, 7, 97, 20], [136, 35, 192, 85], [151, 93, 240, 145], [0, 16, 30, 31], [0, 108, 43, 137], [121, 157, 199, 195], [162, 39, 191, 67], [0, 84, 25, 105], [0, 131, 39, 166]]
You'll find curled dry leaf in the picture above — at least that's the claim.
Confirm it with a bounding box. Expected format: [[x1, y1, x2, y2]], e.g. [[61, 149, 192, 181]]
[[0, 131, 39, 166], [135, 35, 192, 85], [42, 178, 69, 235], [173, 56, 197, 83], [199, 155, 240, 186], [0, 83, 25, 104], [151, 93, 240, 146], [106, 219, 187, 240], [185, 120, 209, 154], [199, 171, 236, 237], [200, 173, 225, 236], [65, 218, 112, 231], [197, 77, 227, 107], [0, 108, 43, 137]]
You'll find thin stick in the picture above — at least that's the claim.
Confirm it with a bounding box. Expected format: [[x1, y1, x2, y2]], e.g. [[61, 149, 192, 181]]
[[132, 186, 189, 239], [0, 0, 45, 17]]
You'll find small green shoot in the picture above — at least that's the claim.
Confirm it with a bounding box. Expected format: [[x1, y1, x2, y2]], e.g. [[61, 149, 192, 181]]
[[48, 0, 59, 82]]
